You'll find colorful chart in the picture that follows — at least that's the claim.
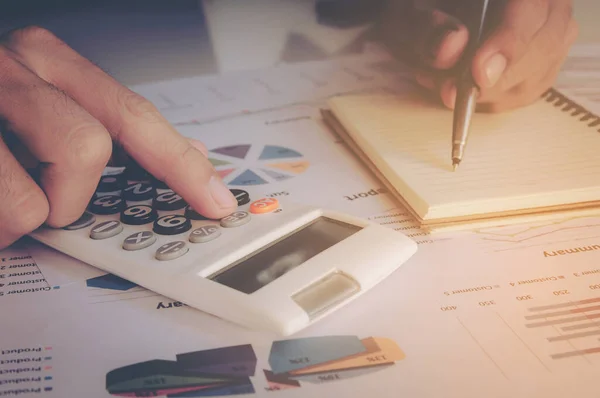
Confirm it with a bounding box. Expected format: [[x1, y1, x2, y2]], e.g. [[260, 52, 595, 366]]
[[264, 336, 405, 390], [105, 345, 257, 397], [105, 337, 403, 396], [208, 144, 309, 186], [524, 296, 600, 360]]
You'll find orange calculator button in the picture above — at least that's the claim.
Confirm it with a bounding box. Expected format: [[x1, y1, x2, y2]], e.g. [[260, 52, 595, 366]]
[[249, 198, 279, 214]]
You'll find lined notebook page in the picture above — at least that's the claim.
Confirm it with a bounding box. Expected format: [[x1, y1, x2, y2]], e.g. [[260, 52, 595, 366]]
[[328, 91, 600, 220]]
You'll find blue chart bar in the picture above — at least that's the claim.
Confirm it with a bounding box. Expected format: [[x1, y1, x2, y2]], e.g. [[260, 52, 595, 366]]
[[86, 274, 137, 291], [258, 145, 302, 160], [269, 336, 367, 374], [229, 170, 267, 186]]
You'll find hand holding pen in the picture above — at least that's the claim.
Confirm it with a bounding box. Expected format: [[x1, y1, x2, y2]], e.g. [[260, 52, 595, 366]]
[[378, 0, 579, 135]]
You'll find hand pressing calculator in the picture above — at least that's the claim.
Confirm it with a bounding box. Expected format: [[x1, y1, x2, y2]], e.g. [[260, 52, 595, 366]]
[[29, 162, 418, 335]]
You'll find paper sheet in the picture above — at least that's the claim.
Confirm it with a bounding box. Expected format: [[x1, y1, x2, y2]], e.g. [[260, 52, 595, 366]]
[[2, 50, 600, 397], [555, 44, 600, 113], [129, 49, 415, 126]]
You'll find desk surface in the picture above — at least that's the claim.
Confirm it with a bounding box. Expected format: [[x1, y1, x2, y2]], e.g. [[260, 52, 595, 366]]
[[0, 0, 597, 87], [1, 3, 600, 397]]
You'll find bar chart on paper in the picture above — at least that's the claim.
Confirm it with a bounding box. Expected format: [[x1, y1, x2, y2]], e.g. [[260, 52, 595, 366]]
[[525, 296, 600, 360], [435, 270, 600, 382]]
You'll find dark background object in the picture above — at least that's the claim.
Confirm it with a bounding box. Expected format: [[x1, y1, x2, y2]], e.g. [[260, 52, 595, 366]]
[[315, 0, 384, 28]]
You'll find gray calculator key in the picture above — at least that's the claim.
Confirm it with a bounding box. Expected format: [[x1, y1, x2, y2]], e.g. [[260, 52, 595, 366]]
[[90, 220, 123, 240], [122, 231, 157, 251], [155, 241, 188, 261], [220, 211, 251, 228], [189, 225, 221, 243], [64, 211, 95, 230]]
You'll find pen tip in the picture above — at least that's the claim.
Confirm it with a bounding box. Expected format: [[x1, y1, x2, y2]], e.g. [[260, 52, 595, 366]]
[[452, 159, 460, 171]]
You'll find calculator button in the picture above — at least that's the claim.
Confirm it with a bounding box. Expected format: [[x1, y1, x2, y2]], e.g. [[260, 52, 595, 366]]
[[124, 160, 151, 182], [220, 211, 251, 228], [96, 174, 125, 193], [123, 182, 155, 201], [121, 205, 158, 225], [64, 212, 95, 230], [89, 195, 126, 215], [154, 190, 187, 211], [184, 205, 210, 221], [122, 231, 157, 251], [90, 220, 123, 240], [230, 189, 250, 206], [151, 176, 169, 190], [153, 215, 192, 235], [189, 225, 221, 243], [249, 198, 279, 214], [155, 241, 188, 261]]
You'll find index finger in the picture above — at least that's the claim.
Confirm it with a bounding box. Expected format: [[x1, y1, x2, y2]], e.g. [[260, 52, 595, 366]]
[[4, 27, 237, 219]]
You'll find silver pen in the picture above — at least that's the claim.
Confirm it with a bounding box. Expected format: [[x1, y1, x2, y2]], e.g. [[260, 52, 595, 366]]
[[452, 0, 490, 170]]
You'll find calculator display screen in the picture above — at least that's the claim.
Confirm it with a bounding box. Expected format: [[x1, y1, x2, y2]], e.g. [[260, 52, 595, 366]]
[[209, 217, 361, 294]]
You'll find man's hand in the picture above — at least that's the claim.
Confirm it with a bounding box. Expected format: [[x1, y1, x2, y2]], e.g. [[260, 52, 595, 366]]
[[379, 0, 579, 112], [0, 26, 237, 249]]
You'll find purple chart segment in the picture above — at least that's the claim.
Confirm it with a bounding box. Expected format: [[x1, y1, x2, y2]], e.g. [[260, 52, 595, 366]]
[[211, 145, 251, 159]]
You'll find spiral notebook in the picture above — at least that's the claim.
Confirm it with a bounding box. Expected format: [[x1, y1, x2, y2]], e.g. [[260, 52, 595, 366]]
[[323, 88, 600, 231]]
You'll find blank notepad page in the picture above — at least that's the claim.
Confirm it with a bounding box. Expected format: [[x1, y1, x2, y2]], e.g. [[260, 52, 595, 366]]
[[328, 91, 600, 220]]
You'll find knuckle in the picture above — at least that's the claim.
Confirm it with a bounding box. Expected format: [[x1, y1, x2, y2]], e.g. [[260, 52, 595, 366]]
[[2, 25, 59, 51], [161, 143, 205, 182], [508, 82, 550, 107], [564, 1, 575, 18], [0, 48, 21, 83], [565, 18, 579, 45], [118, 91, 162, 124], [496, 29, 528, 66], [498, 0, 549, 60], [65, 124, 113, 171], [6, 188, 49, 236], [527, 0, 551, 17]]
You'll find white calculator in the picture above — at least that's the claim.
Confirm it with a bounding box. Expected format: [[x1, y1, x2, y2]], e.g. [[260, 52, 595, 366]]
[[28, 162, 417, 335]]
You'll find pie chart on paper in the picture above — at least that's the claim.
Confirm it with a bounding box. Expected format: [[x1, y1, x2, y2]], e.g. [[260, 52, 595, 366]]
[[208, 144, 310, 186]]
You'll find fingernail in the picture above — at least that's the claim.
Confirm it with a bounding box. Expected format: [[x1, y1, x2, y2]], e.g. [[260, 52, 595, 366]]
[[446, 85, 457, 109], [483, 53, 507, 87], [426, 23, 461, 61], [208, 175, 236, 209], [441, 80, 456, 109], [415, 73, 435, 90]]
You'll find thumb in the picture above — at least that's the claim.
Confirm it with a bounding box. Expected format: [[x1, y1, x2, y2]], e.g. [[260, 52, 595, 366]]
[[379, 2, 469, 71]]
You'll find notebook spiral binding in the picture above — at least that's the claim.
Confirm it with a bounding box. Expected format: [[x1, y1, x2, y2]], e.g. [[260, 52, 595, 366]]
[[542, 88, 600, 132]]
